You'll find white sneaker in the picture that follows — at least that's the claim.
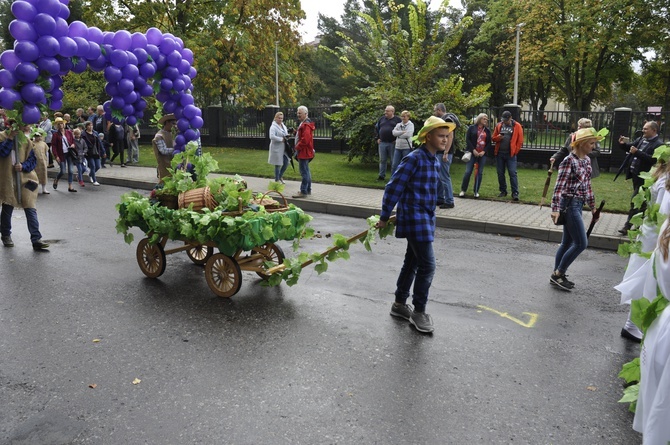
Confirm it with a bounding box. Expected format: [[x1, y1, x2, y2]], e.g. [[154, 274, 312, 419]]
[[458, 191, 465, 197], [90, 176, 94, 183], [474, 193, 480, 198], [93, 181, 100, 186]]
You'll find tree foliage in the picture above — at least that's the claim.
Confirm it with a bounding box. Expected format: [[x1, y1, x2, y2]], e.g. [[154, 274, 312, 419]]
[[326, 0, 490, 161]]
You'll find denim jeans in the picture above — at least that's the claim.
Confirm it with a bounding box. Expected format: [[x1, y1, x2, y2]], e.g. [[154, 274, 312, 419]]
[[461, 154, 486, 194], [394, 238, 436, 313], [378, 142, 395, 178], [87, 157, 101, 182], [76, 161, 85, 183], [56, 157, 74, 184], [554, 198, 588, 274], [496, 153, 519, 196], [1, 203, 42, 243], [391, 148, 411, 175], [275, 154, 290, 181], [298, 158, 311, 194], [436, 153, 454, 205]]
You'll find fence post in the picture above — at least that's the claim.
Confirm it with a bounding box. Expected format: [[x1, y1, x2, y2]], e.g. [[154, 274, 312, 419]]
[[207, 105, 221, 146], [330, 103, 344, 153], [264, 105, 280, 150], [609, 107, 632, 172]]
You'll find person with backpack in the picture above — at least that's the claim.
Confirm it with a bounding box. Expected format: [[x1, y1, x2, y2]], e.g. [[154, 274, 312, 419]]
[[492, 110, 524, 201]]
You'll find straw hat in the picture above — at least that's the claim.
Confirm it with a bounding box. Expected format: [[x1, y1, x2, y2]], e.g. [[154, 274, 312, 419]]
[[159, 114, 176, 125], [571, 127, 603, 147], [416, 116, 456, 144], [54, 117, 64, 124]]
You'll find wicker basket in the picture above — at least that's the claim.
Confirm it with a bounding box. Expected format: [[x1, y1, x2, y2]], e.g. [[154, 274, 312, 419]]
[[178, 186, 219, 211], [156, 193, 179, 209], [251, 190, 290, 213]]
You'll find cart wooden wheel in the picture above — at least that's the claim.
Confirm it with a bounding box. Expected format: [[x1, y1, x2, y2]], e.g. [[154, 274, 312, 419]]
[[252, 243, 286, 280], [186, 243, 213, 265], [136, 238, 166, 278], [205, 253, 242, 297]]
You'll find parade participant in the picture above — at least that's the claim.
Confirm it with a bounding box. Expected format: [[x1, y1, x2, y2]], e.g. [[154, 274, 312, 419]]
[[30, 127, 50, 194], [0, 122, 49, 250], [551, 118, 601, 178], [51, 117, 76, 192], [376, 116, 456, 333], [152, 114, 176, 182], [550, 127, 601, 291], [82, 121, 102, 185]]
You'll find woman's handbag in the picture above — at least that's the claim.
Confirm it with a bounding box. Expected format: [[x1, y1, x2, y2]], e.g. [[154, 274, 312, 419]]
[[461, 151, 472, 162], [554, 197, 572, 226]]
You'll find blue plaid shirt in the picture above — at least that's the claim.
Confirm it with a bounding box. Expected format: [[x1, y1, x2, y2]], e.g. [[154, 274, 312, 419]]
[[380, 145, 438, 242]]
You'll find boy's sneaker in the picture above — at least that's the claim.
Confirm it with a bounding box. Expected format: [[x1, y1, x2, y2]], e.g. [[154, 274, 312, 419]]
[[550, 273, 574, 291], [410, 311, 434, 333], [390, 303, 413, 321]]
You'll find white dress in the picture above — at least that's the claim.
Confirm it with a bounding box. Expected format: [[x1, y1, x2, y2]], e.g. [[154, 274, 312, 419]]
[[633, 217, 670, 443]]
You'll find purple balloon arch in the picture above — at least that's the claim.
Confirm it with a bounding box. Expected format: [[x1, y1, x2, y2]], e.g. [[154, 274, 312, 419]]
[[0, 0, 202, 154]]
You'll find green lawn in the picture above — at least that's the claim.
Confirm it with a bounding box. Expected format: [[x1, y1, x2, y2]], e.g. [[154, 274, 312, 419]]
[[135, 145, 633, 213]]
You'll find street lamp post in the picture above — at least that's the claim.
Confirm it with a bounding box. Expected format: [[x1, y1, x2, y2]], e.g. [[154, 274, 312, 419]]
[[275, 41, 279, 107], [513, 23, 524, 105]]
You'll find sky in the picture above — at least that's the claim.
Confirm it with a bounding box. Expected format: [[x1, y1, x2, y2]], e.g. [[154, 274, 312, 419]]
[[299, 0, 461, 43]]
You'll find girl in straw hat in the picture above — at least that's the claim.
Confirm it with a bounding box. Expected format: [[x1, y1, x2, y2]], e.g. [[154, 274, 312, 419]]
[[549, 127, 602, 291], [376, 116, 455, 333]]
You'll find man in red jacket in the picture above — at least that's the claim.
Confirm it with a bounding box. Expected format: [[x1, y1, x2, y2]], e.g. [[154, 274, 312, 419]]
[[492, 110, 524, 201], [292, 106, 316, 199]]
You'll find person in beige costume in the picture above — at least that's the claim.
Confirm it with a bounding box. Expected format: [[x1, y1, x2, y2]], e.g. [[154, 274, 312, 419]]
[[152, 114, 176, 182], [30, 127, 50, 194], [0, 123, 49, 250]]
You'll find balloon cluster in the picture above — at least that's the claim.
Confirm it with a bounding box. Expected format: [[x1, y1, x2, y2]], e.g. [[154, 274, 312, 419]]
[[0, 0, 202, 153]]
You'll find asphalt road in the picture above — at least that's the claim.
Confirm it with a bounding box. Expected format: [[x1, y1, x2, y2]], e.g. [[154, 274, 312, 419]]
[[0, 184, 642, 444]]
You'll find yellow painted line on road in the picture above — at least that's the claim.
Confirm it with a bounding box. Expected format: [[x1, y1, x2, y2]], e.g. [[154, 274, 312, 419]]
[[476, 305, 538, 328]]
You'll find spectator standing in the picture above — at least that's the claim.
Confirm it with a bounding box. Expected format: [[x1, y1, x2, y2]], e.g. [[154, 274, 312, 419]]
[[86, 107, 96, 123], [492, 110, 524, 201], [374, 105, 401, 181], [51, 117, 76, 192], [108, 123, 126, 167], [618, 121, 662, 234], [92, 105, 108, 140], [125, 123, 140, 164], [291, 106, 315, 198], [549, 127, 601, 291], [432, 103, 460, 209], [391, 110, 414, 174], [38, 112, 53, 168], [0, 108, 8, 129], [30, 128, 50, 194], [82, 121, 101, 185], [0, 123, 49, 250], [152, 114, 176, 182], [376, 116, 456, 333], [551, 117, 601, 178], [460, 113, 491, 198], [268, 111, 290, 183], [75, 108, 87, 125]]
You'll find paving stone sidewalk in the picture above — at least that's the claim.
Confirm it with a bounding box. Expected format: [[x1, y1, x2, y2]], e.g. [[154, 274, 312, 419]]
[[61, 164, 628, 251]]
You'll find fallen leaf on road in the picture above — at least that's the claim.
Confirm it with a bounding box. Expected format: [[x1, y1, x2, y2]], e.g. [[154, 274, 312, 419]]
[[586, 386, 597, 391], [88, 384, 97, 389], [92, 339, 101, 343], [132, 378, 141, 385]]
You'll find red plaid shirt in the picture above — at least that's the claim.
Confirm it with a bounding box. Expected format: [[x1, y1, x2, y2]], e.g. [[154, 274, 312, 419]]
[[551, 152, 595, 212]]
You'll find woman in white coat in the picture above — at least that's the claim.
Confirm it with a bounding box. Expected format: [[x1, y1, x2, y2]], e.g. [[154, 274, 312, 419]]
[[268, 112, 290, 183]]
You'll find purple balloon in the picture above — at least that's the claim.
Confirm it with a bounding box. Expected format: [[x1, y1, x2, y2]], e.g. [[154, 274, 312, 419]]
[[53, 17, 68, 38], [132, 48, 148, 65], [123, 91, 137, 104], [110, 49, 129, 68], [182, 104, 197, 120], [155, 91, 169, 102], [174, 134, 185, 147], [179, 94, 194, 107], [177, 59, 191, 75], [73, 37, 89, 57], [88, 27, 103, 44], [146, 28, 162, 46], [0, 70, 17, 88], [175, 37, 184, 49], [68, 21, 88, 39], [166, 50, 181, 67], [11, 1, 38, 21], [85, 41, 101, 60], [164, 66, 179, 80], [183, 129, 196, 141], [174, 108, 183, 119], [102, 32, 114, 46], [110, 95, 124, 109], [117, 78, 134, 95], [163, 100, 177, 114], [140, 84, 153, 97], [89, 54, 106, 71], [122, 64, 139, 80], [50, 88, 63, 100], [136, 111, 144, 119], [188, 66, 197, 79], [194, 107, 201, 117], [126, 115, 137, 126], [180, 48, 194, 64], [139, 62, 156, 79], [159, 78, 173, 91], [50, 75, 62, 88], [35, 56, 58, 75], [71, 57, 87, 73], [133, 76, 146, 90], [14, 40, 40, 62], [190, 116, 204, 129], [23, 104, 42, 123], [112, 30, 131, 51], [177, 118, 189, 132], [126, 51, 138, 66], [136, 99, 147, 111], [104, 82, 119, 96], [37, 35, 60, 57], [20, 83, 45, 104], [33, 13, 56, 36], [145, 44, 159, 60], [159, 37, 176, 55], [121, 104, 134, 116], [58, 57, 72, 74], [172, 78, 185, 92], [9, 20, 38, 42], [131, 32, 147, 49], [36, 0, 60, 16], [58, 36, 77, 57], [15, 62, 39, 82], [154, 54, 166, 70], [104, 66, 122, 83], [0, 88, 21, 109], [57, 2, 69, 19], [43, 77, 54, 92], [49, 98, 62, 110]]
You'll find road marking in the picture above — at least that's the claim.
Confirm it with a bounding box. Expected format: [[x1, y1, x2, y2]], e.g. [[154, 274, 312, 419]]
[[476, 305, 538, 328]]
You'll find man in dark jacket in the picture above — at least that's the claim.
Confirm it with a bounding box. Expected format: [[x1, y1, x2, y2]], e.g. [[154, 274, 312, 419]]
[[374, 105, 401, 181], [618, 121, 662, 234]]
